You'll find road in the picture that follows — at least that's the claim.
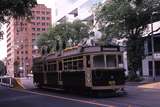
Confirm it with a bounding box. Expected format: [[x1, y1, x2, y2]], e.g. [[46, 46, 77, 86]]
[[0, 85, 160, 107]]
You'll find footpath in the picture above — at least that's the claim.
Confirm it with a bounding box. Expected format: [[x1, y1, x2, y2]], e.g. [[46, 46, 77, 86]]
[[15, 76, 36, 89]]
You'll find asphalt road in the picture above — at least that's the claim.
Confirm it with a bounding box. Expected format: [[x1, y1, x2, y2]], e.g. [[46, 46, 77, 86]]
[[0, 85, 160, 107]]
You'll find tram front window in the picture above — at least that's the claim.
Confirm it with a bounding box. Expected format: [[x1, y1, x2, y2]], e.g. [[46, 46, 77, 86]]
[[93, 55, 105, 67], [106, 55, 116, 67]]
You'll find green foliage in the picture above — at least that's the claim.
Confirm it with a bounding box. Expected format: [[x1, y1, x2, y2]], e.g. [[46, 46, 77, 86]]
[[127, 37, 144, 74], [0, 60, 6, 76], [0, 0, 37, 40], [0, 0, 37, 23], [95, 0, 160, 78], [36, 20, 90, 53]]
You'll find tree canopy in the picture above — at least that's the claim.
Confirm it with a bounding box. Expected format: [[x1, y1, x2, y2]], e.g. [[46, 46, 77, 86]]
[[37, 20, 90, 54], [95, 0, 160, 79], [0, 60, 6, 76], [96, 0, 160, 39], [0, 0, 37, 40], [0, 0, 37, 23]]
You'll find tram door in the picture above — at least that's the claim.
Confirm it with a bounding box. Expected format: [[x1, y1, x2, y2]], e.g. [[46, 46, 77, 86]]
[[58, 61, 63, 85]]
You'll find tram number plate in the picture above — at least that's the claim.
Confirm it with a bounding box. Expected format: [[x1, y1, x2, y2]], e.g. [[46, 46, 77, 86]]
[[109, 81, 115, 85]]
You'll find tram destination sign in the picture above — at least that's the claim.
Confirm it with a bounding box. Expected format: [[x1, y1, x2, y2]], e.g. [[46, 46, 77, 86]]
[[102, 47, 118, 51]]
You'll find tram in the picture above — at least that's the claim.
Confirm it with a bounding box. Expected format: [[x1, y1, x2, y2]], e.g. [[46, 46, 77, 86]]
[[33, 46, 126, 94]]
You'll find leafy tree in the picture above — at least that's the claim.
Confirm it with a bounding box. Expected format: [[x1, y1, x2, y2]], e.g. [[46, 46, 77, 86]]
[[36, 31, 55, 54], [0, 0, 37, 40], [95, 0, 160, 78], [54, 20, 90, 47], [0, 60, 6, 76], [37, 20, 90, 53], [14, 60, 20, 77]]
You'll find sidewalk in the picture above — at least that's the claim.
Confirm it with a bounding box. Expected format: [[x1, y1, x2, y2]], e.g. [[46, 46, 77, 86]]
[[138, 82, 160, 89], [15, 76, 36, 89]]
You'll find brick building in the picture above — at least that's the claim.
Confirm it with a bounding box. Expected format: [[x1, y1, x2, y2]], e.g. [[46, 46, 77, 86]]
[[6, 4, 52, 77]]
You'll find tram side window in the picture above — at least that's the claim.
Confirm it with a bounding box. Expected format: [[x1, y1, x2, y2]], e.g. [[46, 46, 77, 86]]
[[63, 56, 83, 71], [106, 55, 116, 67], [53, 64, 57, 71], [68, 62, 72, 69], [118, 55, 123, 64], [73, 61, 77, 70], [48, 63, 57, 72], [93, 55, 105, 67], [59, 61, 62, 70], [78, 60, 83, 70]]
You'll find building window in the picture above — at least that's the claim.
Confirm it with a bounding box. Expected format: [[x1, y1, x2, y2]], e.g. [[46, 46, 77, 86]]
[[32, 33, 35, 36], [25, 51, 28, 54], [37, 17, 40, 20], [17, 51, 19, 54], [42, 23, 45, 26], [42, 17, 45, 20], [21, 51, 24, 54], [36, 11, 40, 14], [42, 28, 45, 31], [46, 11, 50, 15], [37, 28, 40, 31], [32, 28, 35, 31], [42, 11, 45, 15], [47, 17, 50, 20], [46, 23, 49, 26], [37, 22, 40, 25], [17, 57, 19, 60], [32, 39, 35, 42], [20, 45, 23, 49], [32, 22, 35, 25]]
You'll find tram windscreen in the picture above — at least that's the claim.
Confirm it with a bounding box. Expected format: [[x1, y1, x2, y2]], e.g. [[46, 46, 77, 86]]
[[106, 55, 116, 67], [93, 55, 105, 67]]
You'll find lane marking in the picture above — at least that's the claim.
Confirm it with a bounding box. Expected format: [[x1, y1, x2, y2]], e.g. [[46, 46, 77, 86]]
[[11, 88, 116, 107]]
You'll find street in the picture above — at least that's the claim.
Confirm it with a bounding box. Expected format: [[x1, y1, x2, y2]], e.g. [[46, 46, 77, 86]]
[[1, 84, 160, 107]]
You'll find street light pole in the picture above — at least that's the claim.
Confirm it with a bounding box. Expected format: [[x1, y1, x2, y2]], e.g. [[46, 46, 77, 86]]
[[151, 15, 155, 80]]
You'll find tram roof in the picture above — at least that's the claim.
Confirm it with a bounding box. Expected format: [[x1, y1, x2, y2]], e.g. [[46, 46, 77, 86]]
[[45, 45, 121, 60]]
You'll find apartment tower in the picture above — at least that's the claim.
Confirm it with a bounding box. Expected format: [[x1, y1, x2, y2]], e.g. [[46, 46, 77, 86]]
[[6, 4, 52, 77]]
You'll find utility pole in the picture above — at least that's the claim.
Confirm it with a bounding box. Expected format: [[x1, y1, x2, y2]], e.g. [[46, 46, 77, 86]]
[[151, 14, 155, 81]]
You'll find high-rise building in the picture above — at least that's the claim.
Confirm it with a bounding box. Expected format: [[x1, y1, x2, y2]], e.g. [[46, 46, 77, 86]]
[[6, 4, 52, 77], [56, 0, 105, 23]]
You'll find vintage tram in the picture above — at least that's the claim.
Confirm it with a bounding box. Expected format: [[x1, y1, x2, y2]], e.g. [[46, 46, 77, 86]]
[[33, 46, 126, 94]]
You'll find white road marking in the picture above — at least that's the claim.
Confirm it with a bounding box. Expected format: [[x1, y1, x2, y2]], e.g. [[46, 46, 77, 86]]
[[11, 88, 116, 107]]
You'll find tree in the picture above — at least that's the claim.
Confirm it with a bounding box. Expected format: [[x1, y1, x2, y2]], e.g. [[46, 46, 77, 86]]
[[95, 0, 160, 79], [0, 0, 37, 40], [54, 20, 90, 47], [36, 20, 90, 53], [0, 60, 6, 76]]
